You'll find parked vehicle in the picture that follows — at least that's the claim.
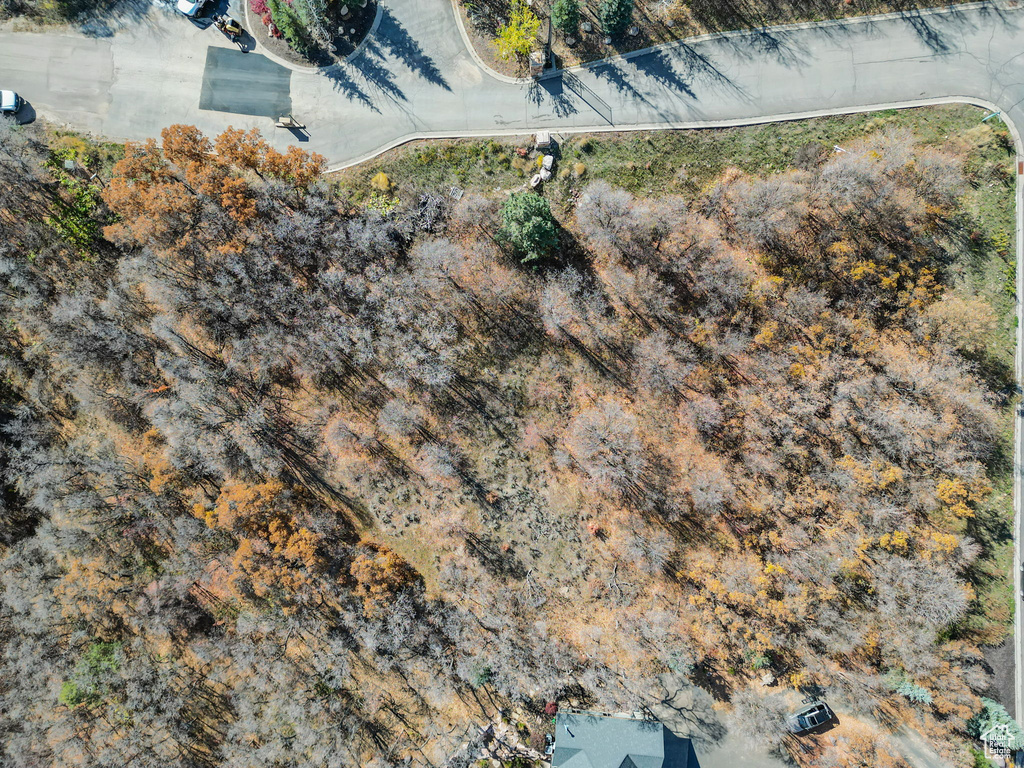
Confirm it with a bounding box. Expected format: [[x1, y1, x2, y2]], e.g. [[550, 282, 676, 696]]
[[0, 90, 22, 115], [787, 702, 833, 734], [176, 0, 208, 17], [214, 15, 244, 41]]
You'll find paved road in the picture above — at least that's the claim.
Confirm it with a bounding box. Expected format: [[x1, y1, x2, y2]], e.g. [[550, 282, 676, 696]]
[[1, 0, 1023, 750], [2, 0, 1024, 168]]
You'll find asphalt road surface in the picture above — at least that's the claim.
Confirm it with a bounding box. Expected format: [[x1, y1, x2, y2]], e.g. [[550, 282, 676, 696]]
[[3, 0, 1024, 170], [199, 47, 291, 117]]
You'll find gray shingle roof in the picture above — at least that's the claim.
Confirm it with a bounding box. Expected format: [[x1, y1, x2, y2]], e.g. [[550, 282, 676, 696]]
[[551, 713, 690, 768]]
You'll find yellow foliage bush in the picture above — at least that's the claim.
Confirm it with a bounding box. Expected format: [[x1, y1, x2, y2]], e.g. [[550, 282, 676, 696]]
[[370, 171, 393, 193], [495, 0, 541, 60]]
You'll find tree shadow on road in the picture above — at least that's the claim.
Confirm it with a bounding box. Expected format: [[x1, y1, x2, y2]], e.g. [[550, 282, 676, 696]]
[[721, 26, 811, 69], [73, 0, 159, 36], [895, 6, 954, 53], [672, 0, 1020, 62], [321, 38, 412, 113], [651, 673, 728, 753], [591, 60, 664, 117], [375, 8, 451, 91], [588, 43, 749, 119], [630, 49, 697, 100], [664, 44, 750, 100], [354, 41, 409, 106], [528, 76, 581, 119], [562, 71, 614, 123], [862, 0, 1012, 55], [320, 64, 381, 113]]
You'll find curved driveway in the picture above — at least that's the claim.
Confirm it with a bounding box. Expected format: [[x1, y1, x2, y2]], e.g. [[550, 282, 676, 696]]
[[3, 0, 1024, 741]]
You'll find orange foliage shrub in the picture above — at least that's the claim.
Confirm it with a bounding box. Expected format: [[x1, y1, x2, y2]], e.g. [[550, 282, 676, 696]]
[[350, 540, 420, 616]]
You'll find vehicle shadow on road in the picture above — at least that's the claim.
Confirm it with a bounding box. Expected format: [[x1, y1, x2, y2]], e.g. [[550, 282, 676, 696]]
[[220, 29, 256, 53], [11, 102, 36, 126], [187, 14, 216, 30]]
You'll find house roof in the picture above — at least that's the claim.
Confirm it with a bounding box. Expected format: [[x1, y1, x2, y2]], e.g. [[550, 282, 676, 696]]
[[551, 713, 690, 768]]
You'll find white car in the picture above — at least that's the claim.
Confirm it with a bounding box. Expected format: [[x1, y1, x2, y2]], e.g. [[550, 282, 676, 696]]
[[0, 90, 22, 115], [175, 0, 207, 16]]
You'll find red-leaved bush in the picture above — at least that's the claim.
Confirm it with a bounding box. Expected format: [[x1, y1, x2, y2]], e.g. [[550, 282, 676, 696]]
[[262, 12, 283, 37], [249, 0, 268, 15]]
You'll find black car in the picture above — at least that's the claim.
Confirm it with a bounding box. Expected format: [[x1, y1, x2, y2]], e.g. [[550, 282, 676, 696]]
[[787, 702, 833, 734]]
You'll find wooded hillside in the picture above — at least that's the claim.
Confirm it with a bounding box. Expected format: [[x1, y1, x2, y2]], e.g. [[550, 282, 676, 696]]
[[0, 117, 1014, 768]]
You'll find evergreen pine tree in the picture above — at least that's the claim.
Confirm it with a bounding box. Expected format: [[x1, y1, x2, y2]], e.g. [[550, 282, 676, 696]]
[[600, 0, 633, 37]]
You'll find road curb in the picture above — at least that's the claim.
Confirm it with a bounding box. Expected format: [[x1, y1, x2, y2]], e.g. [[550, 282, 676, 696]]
[[324, 96, 1017, 171], [447, 0, 529, 85], [552, 0, 1006, 77]]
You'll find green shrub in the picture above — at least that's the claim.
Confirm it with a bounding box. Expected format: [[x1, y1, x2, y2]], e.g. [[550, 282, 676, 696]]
[[894, 680, 932, 704], [500, 192, 559, 263], [600, 0, 632, 37], [267, 0, 312, 55], [58, 642, 122, 709], [665, 648, 694, 674], [293, 0, 332, 49], [967, 698, 1024, 750], [366, 192, 399, 215], [551, 0, 579, 35], [472, 665, 493, 687], [883, 669, 933, 705]]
